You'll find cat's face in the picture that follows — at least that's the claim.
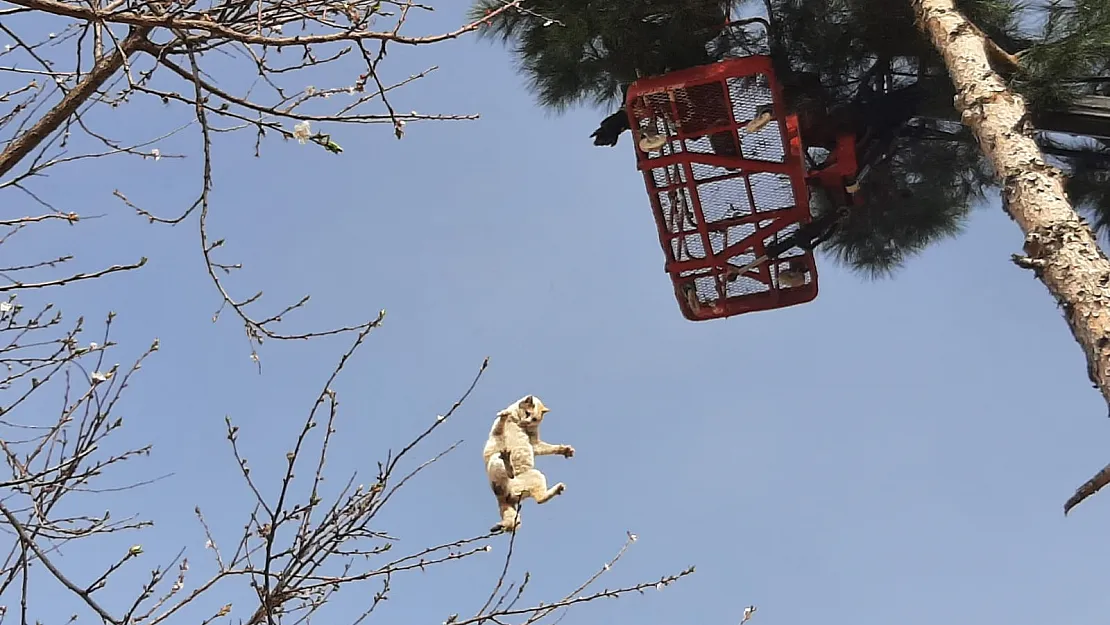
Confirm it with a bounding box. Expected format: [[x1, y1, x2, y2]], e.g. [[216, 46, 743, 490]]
[[502, 395, 549, 427]]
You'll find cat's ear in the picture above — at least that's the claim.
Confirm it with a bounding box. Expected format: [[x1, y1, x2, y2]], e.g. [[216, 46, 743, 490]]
[[518, 395, 535, 411]]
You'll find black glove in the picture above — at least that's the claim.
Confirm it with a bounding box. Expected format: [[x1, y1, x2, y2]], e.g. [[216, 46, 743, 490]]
[[590, 109, 631, 147]]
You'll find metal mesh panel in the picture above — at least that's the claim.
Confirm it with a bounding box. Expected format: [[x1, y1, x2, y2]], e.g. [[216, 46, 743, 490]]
[[632, 72, 788, 165], [749, 172, 795, 210], [651, 169, 801, 265], [726, 75, 786, 163], [626, 56, 820, 321], [656, 186, 697, 234], [695, 177, 752, 223]]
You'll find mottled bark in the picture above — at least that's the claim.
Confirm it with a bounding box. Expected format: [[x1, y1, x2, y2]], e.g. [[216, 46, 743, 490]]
[[912, 0, 1110, 515]]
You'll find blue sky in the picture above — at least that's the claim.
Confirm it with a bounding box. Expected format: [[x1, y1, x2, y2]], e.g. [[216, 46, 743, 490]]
[[6, 2, 1110, 625]]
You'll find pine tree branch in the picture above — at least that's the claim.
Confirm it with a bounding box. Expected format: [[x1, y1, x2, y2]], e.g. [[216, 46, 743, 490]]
[[1065, 460, 1110, 516], [1034, 96, 1110, 139]]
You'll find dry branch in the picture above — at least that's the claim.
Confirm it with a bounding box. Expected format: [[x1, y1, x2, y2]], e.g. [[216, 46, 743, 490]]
[[2, 0, 526, 358], [0, 3, 697, 621]]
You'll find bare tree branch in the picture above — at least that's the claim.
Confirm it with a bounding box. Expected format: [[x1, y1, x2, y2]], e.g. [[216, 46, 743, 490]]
[[0, 2, 696, 622]]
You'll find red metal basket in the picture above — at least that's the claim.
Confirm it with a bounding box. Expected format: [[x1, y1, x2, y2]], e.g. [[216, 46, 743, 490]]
[[625, 55, 820, 321]]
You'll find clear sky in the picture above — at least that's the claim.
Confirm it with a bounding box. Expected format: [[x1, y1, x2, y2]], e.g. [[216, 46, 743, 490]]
[[7, 3, 1110, 625]]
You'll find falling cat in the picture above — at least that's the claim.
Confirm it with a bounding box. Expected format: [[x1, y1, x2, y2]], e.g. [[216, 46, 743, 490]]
[[483, 395, 575, 532]]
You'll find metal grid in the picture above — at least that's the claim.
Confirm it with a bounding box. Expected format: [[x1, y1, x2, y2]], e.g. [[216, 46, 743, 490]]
[[626, 55, 820, 321]]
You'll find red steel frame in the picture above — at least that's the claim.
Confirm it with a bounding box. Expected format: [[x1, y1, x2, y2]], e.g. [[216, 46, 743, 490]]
[[625, 55, 828, 321]]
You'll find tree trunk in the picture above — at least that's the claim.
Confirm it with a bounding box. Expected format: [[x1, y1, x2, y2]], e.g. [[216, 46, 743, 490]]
[[912, 0, 1110, 515]]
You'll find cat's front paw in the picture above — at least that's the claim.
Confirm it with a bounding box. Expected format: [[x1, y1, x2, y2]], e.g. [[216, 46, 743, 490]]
[[552, 482, 566, 496], [560, 445, 575, 458]]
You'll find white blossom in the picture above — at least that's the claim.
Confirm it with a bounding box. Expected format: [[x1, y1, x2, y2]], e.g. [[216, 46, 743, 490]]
[[293, 121, 312, 144], [91, 371, 111, 383], [0, 302, 12, 313], [150, 148, 161, 161]]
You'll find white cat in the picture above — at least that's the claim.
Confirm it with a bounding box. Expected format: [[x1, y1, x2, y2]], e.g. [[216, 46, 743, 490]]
[[483, 395, 574, 532]]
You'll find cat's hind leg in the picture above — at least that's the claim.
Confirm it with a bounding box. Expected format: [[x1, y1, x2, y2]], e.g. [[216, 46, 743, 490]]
[[492, 499, 520, 532], [515, 468, 564, 504], [488, 457, 521, 532]]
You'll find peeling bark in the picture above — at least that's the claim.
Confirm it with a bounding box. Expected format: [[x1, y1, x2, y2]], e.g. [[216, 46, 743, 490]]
[[912, 0, 1110, 515]]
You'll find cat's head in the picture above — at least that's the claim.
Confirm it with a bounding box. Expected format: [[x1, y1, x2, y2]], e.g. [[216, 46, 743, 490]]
[[498, 394, 550, 427]]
